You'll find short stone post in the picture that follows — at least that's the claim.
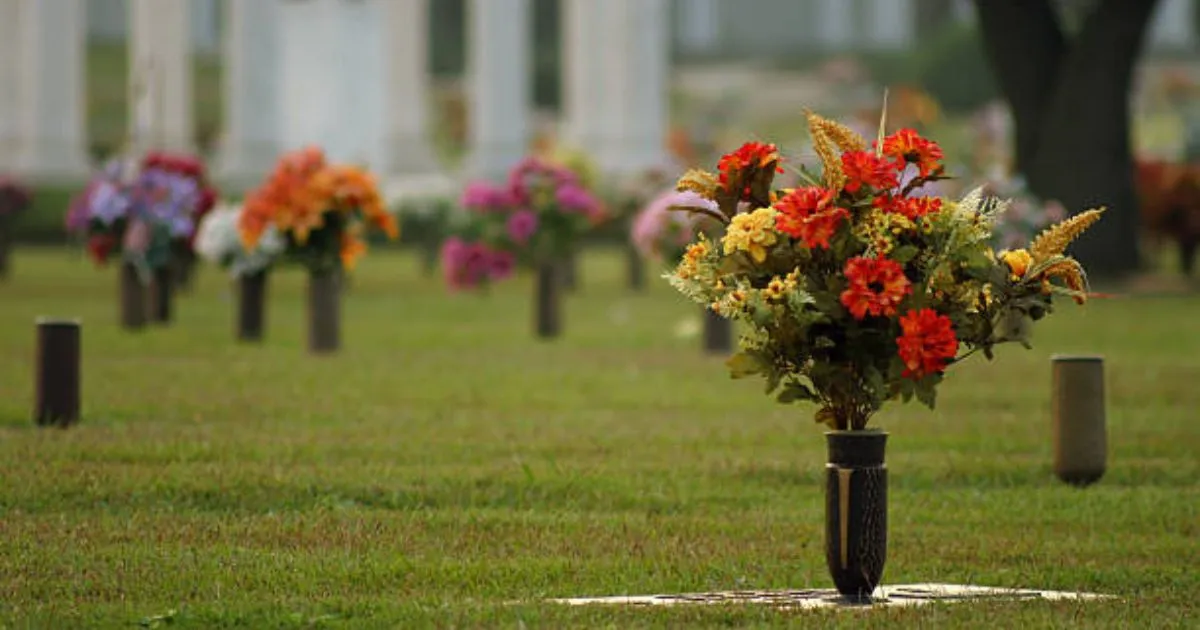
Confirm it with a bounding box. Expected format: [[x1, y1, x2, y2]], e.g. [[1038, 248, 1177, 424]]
[[1051, 355, 1107, 487], [34, 318, 81, 427]]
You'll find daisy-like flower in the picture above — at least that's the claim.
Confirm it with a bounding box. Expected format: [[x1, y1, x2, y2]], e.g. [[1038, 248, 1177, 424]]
[[840, 150, 899, 194], [880, 129, 944, 178], [840, 256, 912, 320], [773, 186, 848, 249], [722, 207, 779, 263], [896, 308, 959, 378]]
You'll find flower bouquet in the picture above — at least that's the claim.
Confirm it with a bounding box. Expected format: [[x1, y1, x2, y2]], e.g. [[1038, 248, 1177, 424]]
[[196, 203, 285, 342], [68, 156, 212, 328], [665, 110, 1103, 599], [616, 168, 676, 291], [443, 156, 605, 337], [238, 146, 399, 352], [141, 151, 219, 291], [0, 175, 31, 279]]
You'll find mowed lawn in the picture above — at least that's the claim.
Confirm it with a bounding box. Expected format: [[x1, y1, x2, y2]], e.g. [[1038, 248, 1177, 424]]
[[0, 247, 1196, 628]]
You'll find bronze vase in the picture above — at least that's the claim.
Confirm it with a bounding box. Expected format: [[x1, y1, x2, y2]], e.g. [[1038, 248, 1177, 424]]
[[307, 268, 341, 353], [119, 261, 147, 330], [0, 213, 11, 280], [702, 307, 732, 355], [149, 265, 174, 324], [534, 261, 561, 339], [236, 270, 268, 342], [825, 430, 888, 601], [626, 242, 645, 292]]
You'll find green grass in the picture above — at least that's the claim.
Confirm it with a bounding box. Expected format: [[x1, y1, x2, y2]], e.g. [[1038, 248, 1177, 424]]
[[0, 248, 1197, 628]]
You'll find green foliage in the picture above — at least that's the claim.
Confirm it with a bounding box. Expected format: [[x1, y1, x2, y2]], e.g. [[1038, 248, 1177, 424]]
[[908, 23, 1001, 114]]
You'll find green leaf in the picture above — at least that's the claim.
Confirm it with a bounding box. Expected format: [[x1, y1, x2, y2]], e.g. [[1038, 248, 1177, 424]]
[[914, 375, 940, 409], [776, 380, 817, 404], [890, 245, 919, 264], [726, 351, 768, 379], [764, 369, 783, 395]]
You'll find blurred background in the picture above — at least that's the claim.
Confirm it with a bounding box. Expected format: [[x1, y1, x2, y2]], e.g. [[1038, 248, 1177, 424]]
[[3, 0, 1198, 282]]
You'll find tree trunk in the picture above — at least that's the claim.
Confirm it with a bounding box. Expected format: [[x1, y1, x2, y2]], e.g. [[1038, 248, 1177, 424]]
[[975, 0, 1159, 280]]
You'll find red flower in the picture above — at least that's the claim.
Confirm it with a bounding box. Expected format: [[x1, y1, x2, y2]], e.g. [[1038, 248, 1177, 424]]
[[840, 256, 912, 319], [773, 186, 848, 249], [896, 308, 959, 379], [86, 233, 117, 265], [880, 129, 943, 177], [717, 142, 783, 199], [874, 195, 943, 220], [840, 150, 898, 194]]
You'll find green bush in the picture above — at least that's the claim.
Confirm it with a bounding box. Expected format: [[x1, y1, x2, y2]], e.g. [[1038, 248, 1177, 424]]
[[8, 187, 77, 245]]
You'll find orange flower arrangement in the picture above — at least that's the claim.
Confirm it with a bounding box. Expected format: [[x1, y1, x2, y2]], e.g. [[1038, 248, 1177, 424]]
[[239, 147, 397, 273], [666, 109, 1104, 431]]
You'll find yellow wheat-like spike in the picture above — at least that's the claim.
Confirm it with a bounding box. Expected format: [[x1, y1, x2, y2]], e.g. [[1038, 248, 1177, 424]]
[[1029, 208, 1105, 263], [814, 116, 867, 154], [676, 168, 720, 199], [1039, 258, 1089, 304], [805, 110, 846, 191]]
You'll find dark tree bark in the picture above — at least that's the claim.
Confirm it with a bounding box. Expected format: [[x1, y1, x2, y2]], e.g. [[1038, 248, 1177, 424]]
[[916, 0, 959, 39], [975, 0, 1160, 279]]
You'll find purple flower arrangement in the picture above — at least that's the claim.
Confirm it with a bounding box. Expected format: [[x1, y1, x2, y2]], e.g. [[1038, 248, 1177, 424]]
[[441, 156, 607, 291], [69, 155, 210, 267]]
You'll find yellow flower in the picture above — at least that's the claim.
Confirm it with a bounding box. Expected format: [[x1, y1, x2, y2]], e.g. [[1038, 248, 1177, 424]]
[[1000, 249, 1032, 280], [676, 240, 710, 280], [762, 277, 789, 301], [722, 207, 779, 263]]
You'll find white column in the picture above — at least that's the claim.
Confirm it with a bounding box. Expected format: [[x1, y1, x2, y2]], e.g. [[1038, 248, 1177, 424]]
[[619, 0, 670, 175], [1150, 0, 1194, 49], [13, 0, 89, 181], [591, 0, 670, 178], [214, 0, 281, 185], [0, 0, 20, 170], [382, 0, 440, 175], [464, 0, 531, 182], [129, 0, 194, 152], [866, 0, 914, 50], [678, 0, 720, 55], [815, 0, 853, 51], [560, 0, 605, 152], [277, 0, 388, 169]]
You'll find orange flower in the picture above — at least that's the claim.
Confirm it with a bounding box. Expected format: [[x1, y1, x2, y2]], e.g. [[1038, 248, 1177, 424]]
[[840, 150, 898, 194], [840, 256, 912, 320], [896, 308, 959, 379], [340, 232, 368, 270], [880, 129, 943, 177], [874, 195, 942, 220], [773, 186, 848, 249], [717, 141, 783, 199]]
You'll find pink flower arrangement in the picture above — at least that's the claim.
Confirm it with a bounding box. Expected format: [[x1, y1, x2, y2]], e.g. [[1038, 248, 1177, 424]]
[[631, 190, 715, 264], [439, 155, 606, 290]]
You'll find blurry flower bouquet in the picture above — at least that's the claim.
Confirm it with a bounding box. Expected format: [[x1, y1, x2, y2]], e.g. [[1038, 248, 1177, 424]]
[[631, 189, 716, 265], [67, 152, 215, 276], [238, 147, 398, 274], [195, 203, 285, 278], [978, 170, 1068, 251], [441, 156, 605, 290], [666, 110, 1103, 431]]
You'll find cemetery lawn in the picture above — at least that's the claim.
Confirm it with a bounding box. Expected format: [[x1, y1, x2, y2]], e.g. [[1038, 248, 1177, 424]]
[[0, 248, 1196, 629]]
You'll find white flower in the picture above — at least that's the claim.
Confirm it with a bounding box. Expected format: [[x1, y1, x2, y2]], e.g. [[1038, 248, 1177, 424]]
[[195, 202, 284, 277]]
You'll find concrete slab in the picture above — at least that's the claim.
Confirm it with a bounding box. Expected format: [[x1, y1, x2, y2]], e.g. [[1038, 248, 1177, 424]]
[[552, 583, 1112, 610]]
